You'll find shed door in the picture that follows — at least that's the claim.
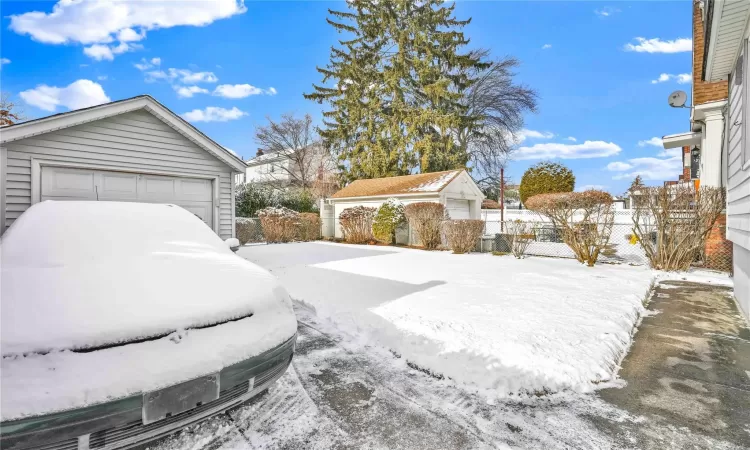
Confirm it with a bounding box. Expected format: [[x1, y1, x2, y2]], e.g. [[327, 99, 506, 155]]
[[446, 198, 470, 219], [41, 167, 214, 227]]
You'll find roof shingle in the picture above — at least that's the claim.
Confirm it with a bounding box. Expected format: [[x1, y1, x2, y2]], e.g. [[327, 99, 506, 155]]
[[331, 170, 463, 199]]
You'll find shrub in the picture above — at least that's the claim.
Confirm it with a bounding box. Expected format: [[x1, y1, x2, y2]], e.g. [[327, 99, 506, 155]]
[[629, 184, 725, 271], [519, 161, 575, 205], [444, 219, 484, 254], [258, 207, 300, 243], [372, 198, 406, 244], [505, 219, 534, 258], [339, 206, 376, 243], [298, 212, 321, 241], [404, 202, 446, 250], [235, 217, 264, 245], [526, 190, 614, 266]]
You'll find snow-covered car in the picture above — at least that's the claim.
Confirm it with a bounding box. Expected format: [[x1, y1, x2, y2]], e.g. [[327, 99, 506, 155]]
[[0, 201, 298, 449]]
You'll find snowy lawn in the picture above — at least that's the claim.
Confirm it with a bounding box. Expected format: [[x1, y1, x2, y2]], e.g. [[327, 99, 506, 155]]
[[242, 242, 655, 396]]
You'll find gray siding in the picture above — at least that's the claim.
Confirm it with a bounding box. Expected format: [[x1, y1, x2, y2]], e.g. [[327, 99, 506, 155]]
[[728, 50, 750, 251], [2, 110, 234, 238]]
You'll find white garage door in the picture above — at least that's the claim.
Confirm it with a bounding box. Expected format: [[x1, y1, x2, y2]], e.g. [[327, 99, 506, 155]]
[[41, 166, 214, 227], [446, 198, 470, 220]]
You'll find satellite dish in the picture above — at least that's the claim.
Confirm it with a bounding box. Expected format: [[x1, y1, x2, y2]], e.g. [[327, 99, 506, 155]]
[[668, 90, 688, 108]]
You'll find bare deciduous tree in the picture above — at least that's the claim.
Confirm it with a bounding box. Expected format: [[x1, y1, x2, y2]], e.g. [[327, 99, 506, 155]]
[[254, 113, 337, 195], [629, 184, 725, 271], [455, 50, 538, 188], [0, 92, 26, 127]]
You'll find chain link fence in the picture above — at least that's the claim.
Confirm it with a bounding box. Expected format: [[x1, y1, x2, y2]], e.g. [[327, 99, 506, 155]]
[[235, 217, 264, 244]]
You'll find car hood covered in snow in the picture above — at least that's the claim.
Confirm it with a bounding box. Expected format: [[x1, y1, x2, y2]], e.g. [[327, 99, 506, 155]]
[[1, 201, 295, 356]]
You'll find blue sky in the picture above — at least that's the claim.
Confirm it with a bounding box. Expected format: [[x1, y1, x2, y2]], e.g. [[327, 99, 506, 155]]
[[0, 1, 693, 195]]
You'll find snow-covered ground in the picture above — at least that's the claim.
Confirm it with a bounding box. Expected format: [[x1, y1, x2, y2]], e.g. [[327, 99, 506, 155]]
[[242, 242, 654, 396]]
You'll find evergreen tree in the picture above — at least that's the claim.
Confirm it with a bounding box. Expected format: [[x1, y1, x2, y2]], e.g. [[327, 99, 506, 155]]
[[305, 0, 486, 182], [519, 161, 575, 205]]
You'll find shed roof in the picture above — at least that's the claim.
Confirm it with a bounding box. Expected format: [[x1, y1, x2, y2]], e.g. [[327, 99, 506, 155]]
[[331, 170, 463, 199]]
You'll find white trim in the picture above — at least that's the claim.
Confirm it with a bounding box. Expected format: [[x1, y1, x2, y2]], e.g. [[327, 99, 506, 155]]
[[704, 0, 724, 82], [0, 96, 247, 172], [30, 159, 221, 234], [231, 173, 236, 238], [662, 131, 702, 149], [693, 99, 728, 121], [0, 146, 6, 235], [329, 192, 439, 202]]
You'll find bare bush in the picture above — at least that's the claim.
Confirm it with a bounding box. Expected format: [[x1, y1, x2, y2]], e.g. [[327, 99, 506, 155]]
[[505, 219, 534, 258], [339, 206, 376, 243], [235, 217, 264, 245], [630, 184, 725, 271], [444, 219, 484, 254], [404, 202, 446, 250], [299, 213, 321, 241], [526, 190, 615, 266], [258, 207, 300, 243]]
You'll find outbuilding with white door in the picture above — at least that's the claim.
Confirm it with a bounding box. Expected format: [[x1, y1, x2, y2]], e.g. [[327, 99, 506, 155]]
[[0, 95, 247, 239], [321, 169, 485, 240]]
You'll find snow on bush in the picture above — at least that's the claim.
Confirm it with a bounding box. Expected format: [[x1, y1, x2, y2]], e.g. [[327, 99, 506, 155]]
[[443, 219, 484, 254], [525, 190, 615, 267], [298, 213, 321, 241], [372, 198, 405, 244], [236, 217, 264, 244], [259, 207, 300, 243], [404, 202, 445, 249], [339, 206, 376, 244]]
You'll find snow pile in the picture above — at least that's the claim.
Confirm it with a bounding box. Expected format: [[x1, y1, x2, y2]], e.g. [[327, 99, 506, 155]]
[[257, 243, 654, 395]]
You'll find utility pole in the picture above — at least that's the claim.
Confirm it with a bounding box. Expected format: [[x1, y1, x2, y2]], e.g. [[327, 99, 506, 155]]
[[500, 166, 505, 232]]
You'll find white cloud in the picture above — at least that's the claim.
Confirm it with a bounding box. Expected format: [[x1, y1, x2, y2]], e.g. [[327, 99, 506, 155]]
[[638, 137, 663, 147], [83, 44, 114, 61], [213, 84, 277, 98], [1, 58, 10, 65], [19, 79, 110, 112], [182, 106, 247, 122], [175, 85, 209, 98], [97, 75, 107, 81], [624, 37, 692, 54], [595, 7, 620, 17], [151, 57, 161, 66], [268, 87, 277, 95], [658, 148, 681, 158], [9, 0, 246, 60], [541, 44, 552, 50], [515, 140, 621, 160], [171, 68, 217, 84], [606, 154, 682, 181], [514, 129, 554, 144], [566, 136, 577, 142], [651, 73, 691, 84]]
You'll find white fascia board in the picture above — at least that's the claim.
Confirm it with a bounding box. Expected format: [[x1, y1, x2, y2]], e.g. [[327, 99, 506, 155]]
[[662, 131, 702, 149]]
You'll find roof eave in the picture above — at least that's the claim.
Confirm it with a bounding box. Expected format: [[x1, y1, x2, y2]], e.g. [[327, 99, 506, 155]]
[[704, 0, 750, 82]]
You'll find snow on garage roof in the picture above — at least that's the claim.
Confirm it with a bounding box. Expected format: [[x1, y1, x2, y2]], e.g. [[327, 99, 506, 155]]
[[331, 170, 463, 199]]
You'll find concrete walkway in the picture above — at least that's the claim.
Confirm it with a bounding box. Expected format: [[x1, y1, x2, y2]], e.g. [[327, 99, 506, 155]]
[[599, 280, 750, 449]]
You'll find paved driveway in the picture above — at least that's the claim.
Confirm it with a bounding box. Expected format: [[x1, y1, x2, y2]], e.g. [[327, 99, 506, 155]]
[[150, 243, 749, 449]]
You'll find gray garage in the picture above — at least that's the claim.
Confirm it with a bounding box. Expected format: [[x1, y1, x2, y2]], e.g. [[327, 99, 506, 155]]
[[0, 95, 246, 239]]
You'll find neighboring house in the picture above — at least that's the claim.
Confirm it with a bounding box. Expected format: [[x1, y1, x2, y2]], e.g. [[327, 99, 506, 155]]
[[663, 0, 750, 320], [0, 95, 247, 240], [235, 145, 337, 191], [322, 169, 485, 240]]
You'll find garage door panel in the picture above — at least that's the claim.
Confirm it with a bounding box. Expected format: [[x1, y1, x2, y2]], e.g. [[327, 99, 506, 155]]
[[180, 179, 212, 200], [41, 167, 96, 199], [40, 166, 214, 229], [100, 172, 138, 200], [446, 199, 470, 220]]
